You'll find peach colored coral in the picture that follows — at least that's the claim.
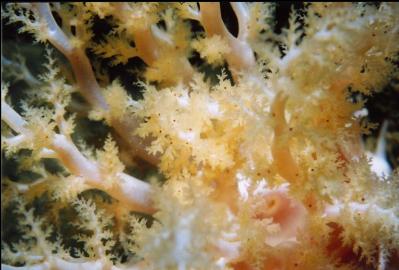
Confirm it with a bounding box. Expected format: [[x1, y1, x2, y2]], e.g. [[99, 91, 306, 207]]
[[1, 2, 399, 270]]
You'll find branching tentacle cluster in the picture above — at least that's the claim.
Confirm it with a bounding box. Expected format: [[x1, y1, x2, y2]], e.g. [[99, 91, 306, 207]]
[[1, 2, 398, 270]]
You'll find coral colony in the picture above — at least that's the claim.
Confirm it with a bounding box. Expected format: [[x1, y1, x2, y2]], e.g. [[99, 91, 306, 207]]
[[1, 3, 399, 270]]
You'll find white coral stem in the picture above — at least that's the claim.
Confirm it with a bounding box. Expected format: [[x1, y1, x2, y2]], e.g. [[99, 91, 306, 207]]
[[1, 102, 28, 134], [1, 100, 154, 213], [199, 3, 255, 74], [30, 3, 158, 165], [2, 257, 144, 270]]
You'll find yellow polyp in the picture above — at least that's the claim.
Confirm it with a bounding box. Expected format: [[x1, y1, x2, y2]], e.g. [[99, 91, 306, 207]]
[[2, 2, 398, 269]]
